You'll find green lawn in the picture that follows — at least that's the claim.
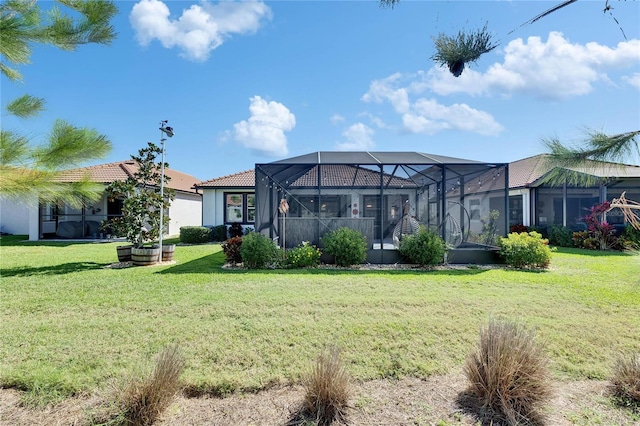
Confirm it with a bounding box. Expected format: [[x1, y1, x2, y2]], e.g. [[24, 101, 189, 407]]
[[1, 235, 639, 404]]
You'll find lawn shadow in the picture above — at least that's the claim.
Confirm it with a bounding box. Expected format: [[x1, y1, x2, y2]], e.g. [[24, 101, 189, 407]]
[[0, 235, 111, 248], [157, 251, 226, 274], [1, 262, 107, 277]]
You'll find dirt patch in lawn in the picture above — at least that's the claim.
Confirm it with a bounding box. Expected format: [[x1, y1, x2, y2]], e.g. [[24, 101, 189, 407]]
[[1, 374, 637, 425]]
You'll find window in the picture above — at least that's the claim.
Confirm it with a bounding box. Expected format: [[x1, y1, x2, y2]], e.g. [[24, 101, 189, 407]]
[[225, 193, 255, 224]]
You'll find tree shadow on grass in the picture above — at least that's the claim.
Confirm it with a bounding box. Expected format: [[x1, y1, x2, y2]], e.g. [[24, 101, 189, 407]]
[[1, 262, 107, 277], [157, 251, 226, 274]]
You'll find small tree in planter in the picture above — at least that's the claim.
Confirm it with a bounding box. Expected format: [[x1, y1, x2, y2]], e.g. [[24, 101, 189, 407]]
[[104, 142, 175, 263]]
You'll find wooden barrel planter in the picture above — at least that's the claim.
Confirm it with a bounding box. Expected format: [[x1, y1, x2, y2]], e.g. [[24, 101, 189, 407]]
[[116, 245, 132, 262], [162, 244, 176, 262], [131, 246, 160, 266]]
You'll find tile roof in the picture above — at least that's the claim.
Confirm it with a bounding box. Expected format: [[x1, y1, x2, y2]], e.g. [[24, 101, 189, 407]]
[[509, 154, 640, 188], [288, 164, 417, 187], [55, 161, 200, 193], [196, 169, 255, 188]]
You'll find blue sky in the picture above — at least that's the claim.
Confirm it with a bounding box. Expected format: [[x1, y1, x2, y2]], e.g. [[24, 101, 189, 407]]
[[3, 0, 639, 181]]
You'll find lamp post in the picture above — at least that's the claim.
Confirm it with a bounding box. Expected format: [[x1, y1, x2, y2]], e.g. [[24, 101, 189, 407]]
[[159, 120, 174, 262]]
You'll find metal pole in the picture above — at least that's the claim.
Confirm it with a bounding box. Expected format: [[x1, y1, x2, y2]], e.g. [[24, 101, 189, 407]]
[[159, 129, 165, 262]]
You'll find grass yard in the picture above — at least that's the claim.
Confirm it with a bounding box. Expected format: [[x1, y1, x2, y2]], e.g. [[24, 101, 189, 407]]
[[1, 235, 639, 410]]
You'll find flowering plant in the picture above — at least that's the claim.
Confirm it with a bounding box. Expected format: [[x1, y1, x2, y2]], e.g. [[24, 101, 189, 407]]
[[580, 201, 617, 250], [285, 241, 322, 268]]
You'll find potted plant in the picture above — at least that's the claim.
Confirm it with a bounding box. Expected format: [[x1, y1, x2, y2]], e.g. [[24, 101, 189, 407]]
[[104, 142, 175, 265]]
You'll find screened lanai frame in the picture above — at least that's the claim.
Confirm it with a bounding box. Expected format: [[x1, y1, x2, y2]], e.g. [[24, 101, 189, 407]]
[[255, 152, 509, 257]]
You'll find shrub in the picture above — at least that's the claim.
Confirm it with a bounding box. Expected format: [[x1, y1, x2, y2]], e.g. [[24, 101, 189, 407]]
[[303, 346, 350, 426], [179, 226, 211, 244], [611, 351, 640, 407], [211, 225, 227, 242], [240, 232, 279, 269], [398, 226, 446, 266], [286, 241, 322, 268], [221, 236, 243, 264], [619, 225, 640, 250], [228, 223, 243, 238], [463, 320, 552, 425], [243, 226, 254, 235], [547, 224, 574, 247], [509, 224, 529, 234], [113, 345, 185, 426], [499, 231, 552, 269], [322, 227, 367, 267]]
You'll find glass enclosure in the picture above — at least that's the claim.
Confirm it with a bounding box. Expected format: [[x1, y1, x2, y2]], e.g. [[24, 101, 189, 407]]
[[255, 152, 509, 250]]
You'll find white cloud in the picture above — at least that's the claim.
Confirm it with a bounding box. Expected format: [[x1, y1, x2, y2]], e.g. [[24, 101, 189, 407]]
[[336, 123, 375, 151], [232, 96, 295, 157], [130, 0, 271, 61], [362, 73, 411, 113], [362, 75, 503, 136], [403, 99, 503, 136], [426, 32, 640, 100], [330, 114, 345, 124], [622, 73, 640, 89]]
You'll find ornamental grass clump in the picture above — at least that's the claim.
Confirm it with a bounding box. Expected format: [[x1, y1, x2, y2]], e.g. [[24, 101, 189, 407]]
[[321, 227, 367, 267], [302, 346, 351, 426], [610, 351, 640, 408], [286, 241, 322, 268], [463, 320, 552, 425], [109, 345, 185, 426], [431, 24, 498, 77]]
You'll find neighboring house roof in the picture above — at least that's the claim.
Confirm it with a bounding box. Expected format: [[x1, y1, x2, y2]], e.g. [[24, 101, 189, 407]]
[[56, 160, 200, 194], [196, 169, 255, 188], [509, 154, 640, 188]]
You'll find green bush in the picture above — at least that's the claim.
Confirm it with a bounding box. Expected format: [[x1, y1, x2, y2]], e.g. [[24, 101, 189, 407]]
[[211, 225, 227, 242], [179, 226, 212, 244], [321, 227, 368, 267], [398, 226, 446, 266], [498, 231, 552, 269], [286, 241, 322, 268], [221, 236, 242, 264], [547, 225, 574, 247], [619, 225, 640, 250], [240, 232, 279, 269]]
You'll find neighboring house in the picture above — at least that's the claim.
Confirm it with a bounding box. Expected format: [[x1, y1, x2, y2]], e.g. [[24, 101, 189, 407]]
[[508, 154, 640, 231], [0, 160, 202, 241], [195, 169, 256, 231]]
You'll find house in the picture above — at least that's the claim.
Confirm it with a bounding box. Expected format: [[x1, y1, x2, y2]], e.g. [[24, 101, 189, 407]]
[[198, 151, 510, 264], [196, 169, 256, 232], [0, 160, 202, 241], [507, 154, 640, 231], [196, 152, 640, 248]]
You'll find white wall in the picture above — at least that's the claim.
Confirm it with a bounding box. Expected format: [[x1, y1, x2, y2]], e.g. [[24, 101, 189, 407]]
[[168, 192, 202, 236], [0, 198, 33, 236]]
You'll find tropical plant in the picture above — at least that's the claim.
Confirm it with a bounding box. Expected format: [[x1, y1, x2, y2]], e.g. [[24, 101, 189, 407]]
[[321, 227, 368, 267], [431, 24, 497, 77], [228, 222, 243, 238], [582, 201, 619, 250], [221, 236, 243, 264], [478, 209, 501, 246], [0, 0, 117, 207], [398, 226, 446, 266], [103, 143, 174, 248]]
